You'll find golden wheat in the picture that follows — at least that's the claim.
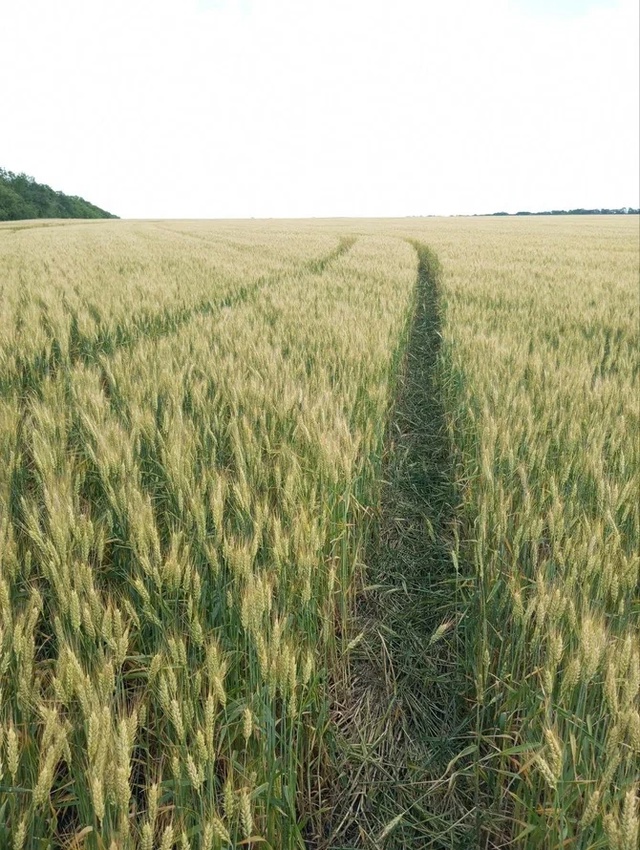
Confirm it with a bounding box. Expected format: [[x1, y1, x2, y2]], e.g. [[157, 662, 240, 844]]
[[0, 219, 416, 847], [0, 214, 636, 849]]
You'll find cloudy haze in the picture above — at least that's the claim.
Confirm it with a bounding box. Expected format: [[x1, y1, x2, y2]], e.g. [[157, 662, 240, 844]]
[[2, 0, 638, 217]]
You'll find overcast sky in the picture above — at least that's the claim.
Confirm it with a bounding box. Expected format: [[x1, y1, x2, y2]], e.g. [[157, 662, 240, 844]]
[[2, 0, 638, 218]]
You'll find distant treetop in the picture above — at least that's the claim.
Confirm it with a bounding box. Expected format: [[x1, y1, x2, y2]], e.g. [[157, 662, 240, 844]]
[[485, 207, 639, 217], [0, 168, 118, 221]]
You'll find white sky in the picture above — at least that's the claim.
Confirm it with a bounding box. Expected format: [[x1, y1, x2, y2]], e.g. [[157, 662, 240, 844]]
[[1, 0, 638, 218]]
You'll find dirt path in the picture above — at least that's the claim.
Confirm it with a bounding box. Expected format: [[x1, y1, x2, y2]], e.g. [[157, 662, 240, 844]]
[[325, 243, 475, 849]]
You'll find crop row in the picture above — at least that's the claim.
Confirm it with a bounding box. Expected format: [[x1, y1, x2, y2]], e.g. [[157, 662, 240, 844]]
[[0, 229, 417, 849]]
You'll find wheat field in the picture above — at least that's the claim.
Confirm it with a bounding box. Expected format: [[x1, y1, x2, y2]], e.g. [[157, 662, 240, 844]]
[[0, 216, 637, 849], [421, 216, 639, 848]]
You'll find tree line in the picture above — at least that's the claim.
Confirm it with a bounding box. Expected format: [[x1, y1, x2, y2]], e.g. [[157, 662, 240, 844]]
[[488, 207, 639, 216], [0, 168, 117, 221]]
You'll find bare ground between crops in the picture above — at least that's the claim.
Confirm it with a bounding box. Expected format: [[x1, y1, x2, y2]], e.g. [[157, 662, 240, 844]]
[[316, 243, 476, 850]]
